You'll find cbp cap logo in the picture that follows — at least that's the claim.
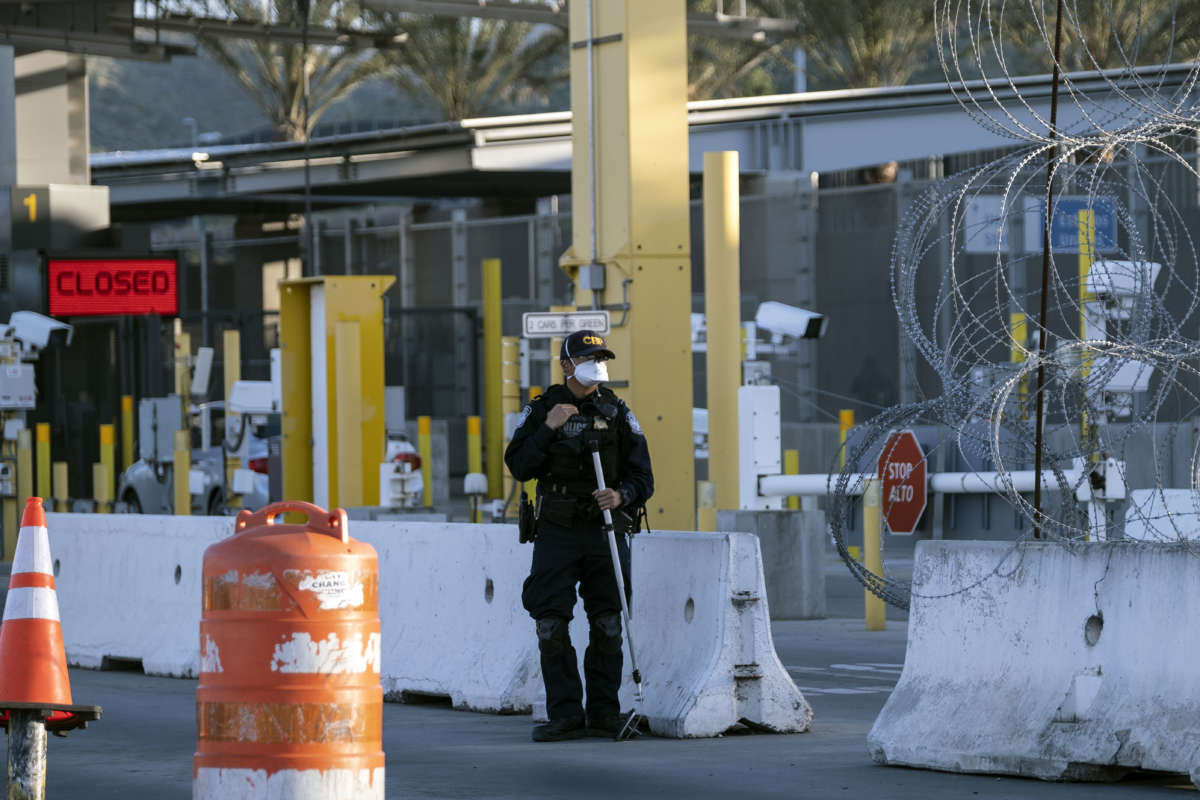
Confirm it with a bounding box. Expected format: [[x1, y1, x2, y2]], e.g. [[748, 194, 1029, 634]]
[[582, 335, 603, 346]]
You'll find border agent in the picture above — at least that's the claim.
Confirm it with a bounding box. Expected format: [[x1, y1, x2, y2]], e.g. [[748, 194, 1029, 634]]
[[504, 330, 654, 741]]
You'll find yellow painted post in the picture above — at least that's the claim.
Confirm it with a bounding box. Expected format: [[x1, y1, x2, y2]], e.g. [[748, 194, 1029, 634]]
[[466, 415, 483, 523], [839, 409, 855, 470], [334, 321, 364, 508], [563, 1, 694, 530], [223, 329, 242, 509], [120, 396, 135, 472], [483, 258, 503, 499], [280, 282, 313, 506], [863, 479, 885, 631], [52, 462, 69, 513], [501, 336, 521, 517], [528, 385, 543, 402], [696, 480, 717, 531], [1010, 312, 1028, 418], [16, 429, 31, 505], [36, 423, 50, 500], [174, 429, 191, 515], [784, 449, 800, 510], [92, 463, 111, 513], [175, 329, 191, 415], [704, 151, 742, 513], [418, 416, 433, 508], [99, 424, 114, 509], [1078, 209, 1097, 441]]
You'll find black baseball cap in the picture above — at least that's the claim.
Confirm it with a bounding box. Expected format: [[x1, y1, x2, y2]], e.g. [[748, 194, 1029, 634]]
[[560, 329, 616, 361]]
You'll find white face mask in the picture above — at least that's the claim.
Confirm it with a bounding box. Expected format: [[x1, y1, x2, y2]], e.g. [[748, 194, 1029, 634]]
[[571, 359, 609, 387]]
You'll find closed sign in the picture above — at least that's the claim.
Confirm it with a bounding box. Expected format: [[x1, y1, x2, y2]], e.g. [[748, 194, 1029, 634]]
[[48, 258, 178, 317]]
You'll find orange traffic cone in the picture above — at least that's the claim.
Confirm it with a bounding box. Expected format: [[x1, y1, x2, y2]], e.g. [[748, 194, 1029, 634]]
[[0, 498, 74, 727]]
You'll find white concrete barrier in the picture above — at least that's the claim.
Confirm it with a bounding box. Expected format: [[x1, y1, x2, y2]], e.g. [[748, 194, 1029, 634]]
[[353, 522, 541, 713], [47, 513, 231, 677], [48, 514, 810, 738], [542, 531, 813, 737], [870, 540, 1200, 786]]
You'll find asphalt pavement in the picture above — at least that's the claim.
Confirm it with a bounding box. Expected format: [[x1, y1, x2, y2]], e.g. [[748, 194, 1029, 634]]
[[29, 561, 1195, 799]]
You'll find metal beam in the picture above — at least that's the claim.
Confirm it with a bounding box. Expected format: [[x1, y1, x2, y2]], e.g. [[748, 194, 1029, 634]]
[[116, 13, 410, 49], [0, 24, 192, 60]]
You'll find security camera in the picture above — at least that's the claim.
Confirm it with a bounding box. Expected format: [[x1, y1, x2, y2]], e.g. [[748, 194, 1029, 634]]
[[1085, 260, 1160, 300], [754, 301, 827, 340], [5, 311, 73, 359]]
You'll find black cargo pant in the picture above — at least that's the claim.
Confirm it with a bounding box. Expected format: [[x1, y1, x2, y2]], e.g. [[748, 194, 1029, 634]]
[[522, 510, 632, 722]]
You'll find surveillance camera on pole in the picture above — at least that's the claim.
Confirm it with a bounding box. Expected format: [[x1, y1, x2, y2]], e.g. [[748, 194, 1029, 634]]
[[754, 301, 828, 341], [4, 311, 73, 361]]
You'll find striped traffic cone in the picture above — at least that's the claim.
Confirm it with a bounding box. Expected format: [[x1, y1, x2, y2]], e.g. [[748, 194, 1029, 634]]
[[0, 498, 72, 714]]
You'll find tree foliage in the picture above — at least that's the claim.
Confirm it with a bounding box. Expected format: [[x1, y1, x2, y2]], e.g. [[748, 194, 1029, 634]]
[[199, 0, 382, 141]]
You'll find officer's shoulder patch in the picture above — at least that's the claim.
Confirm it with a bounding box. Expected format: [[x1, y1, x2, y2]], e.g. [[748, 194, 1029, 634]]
[[626, 410, 643, 436], [516, 405, 532, 429]]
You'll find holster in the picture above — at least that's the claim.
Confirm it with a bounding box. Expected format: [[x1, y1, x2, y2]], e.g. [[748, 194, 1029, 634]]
[[518, 490, 538, 543]]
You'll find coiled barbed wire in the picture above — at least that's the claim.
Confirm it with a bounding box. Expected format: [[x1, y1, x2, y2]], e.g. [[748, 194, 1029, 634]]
[[830, 1, 1200, 609]]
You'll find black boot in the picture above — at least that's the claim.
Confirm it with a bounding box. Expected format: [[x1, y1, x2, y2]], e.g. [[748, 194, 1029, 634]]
[[532, 715, 587, 742], [585, 712, 624, 738]]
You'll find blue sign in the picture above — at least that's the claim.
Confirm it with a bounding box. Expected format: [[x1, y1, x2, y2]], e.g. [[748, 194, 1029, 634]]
[[1023, 195, 1118, 254]]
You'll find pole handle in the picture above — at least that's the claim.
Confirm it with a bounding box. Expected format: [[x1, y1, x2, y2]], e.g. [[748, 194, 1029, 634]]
[[234, 501, 349, 543]]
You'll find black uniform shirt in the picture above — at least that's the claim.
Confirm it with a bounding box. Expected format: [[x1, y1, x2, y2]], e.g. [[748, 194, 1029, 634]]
[[504, 383, 654, 509]]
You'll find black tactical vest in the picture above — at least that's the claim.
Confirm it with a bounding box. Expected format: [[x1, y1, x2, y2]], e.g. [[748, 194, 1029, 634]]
[[541, 387, 623, 497]]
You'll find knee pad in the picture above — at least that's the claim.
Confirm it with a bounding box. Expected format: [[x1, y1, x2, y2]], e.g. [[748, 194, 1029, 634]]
[[536, 616, 570, 656], [589, 613, 622, 655]]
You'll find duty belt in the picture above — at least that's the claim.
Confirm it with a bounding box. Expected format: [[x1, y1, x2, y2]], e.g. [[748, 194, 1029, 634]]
[[543, 482, 593, 499]]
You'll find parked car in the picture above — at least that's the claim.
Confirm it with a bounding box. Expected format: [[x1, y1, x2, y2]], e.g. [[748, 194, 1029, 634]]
[[116, 401, 273, 515]]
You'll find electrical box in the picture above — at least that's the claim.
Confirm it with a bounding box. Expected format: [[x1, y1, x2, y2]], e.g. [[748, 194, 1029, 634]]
[[0, 363, 36, 409], [139, 396, 183, 463]]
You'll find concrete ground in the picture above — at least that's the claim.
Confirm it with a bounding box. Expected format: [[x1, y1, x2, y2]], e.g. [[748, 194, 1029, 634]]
[[25, 561, 1193, 799]]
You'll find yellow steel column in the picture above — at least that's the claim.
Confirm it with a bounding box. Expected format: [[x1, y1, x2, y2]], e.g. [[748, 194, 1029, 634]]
[[418, 415, 433, 508], [1078, 209, 1097, 441], [863, 479, 885, 631], [99, 424, 114, 509], [501, 336, 521, 516], [16, 429, 31, 505], [35, 423, 50, 499], [839, 409, 855, 469], [280, 282, 313, 505], [174, 430, 191, 515], [52, 462, 68, 513], [563, 1, 694, 530], [784, 449, 800, 511], [482, 258, 503, 500], [120, 396, 134, 472], [466, 415, 482, 522], [334, 321, 364, 508], [223, 329, 242, 508], [704, 151, 742, 512]]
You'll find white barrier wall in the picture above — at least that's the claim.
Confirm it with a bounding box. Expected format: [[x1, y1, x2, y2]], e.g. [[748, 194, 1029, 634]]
[[48, 513, 231, 677], [544, 531, 813, 737], [44, 513, 811, 738], [870, 540, 1200, 786]]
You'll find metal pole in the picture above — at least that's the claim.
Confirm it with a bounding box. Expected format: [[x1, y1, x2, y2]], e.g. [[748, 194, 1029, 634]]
[[703, 151, 742, 512], [1032, 0, 1066, 540], [7, 709, 47, 800], [199, 226, 210, 347], [482, 259, 503, 499]]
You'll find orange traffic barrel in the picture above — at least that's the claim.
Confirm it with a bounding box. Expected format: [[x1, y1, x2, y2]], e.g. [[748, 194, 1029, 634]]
[[0, 498, 100, 734], [194, 502, 383, 799]]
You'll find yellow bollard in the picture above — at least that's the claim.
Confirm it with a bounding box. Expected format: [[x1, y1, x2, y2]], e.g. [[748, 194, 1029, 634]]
[[121, 395, 135, 472], [466, 416, 482, 523], [99, 424, 115, 509], [784, 449, 800, 511], [174, 430, 191, 515], [16, 429, 32, 506], [696, 480, 717, 532], [863, 479, 886, 631], [93, 463, 111, 513], [52, 462, 69, 513], [482, 259, 503, 499], [36, 423, 50, 500], [418, 416, 433, 508], [224, 329, 243, 509], [839, 409, 855, 470]]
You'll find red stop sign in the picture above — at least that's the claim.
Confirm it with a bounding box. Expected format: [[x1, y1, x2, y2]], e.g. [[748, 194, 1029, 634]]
[[877, 430, 926, 535]]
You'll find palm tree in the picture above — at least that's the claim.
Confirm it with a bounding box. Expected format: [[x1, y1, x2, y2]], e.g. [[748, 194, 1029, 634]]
[[795, 0, 934, 89], [996, 0, 1193, 74], [686, 0, 800, 99], [200, 0, 384, 141], [370, 14, 566, 121]]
